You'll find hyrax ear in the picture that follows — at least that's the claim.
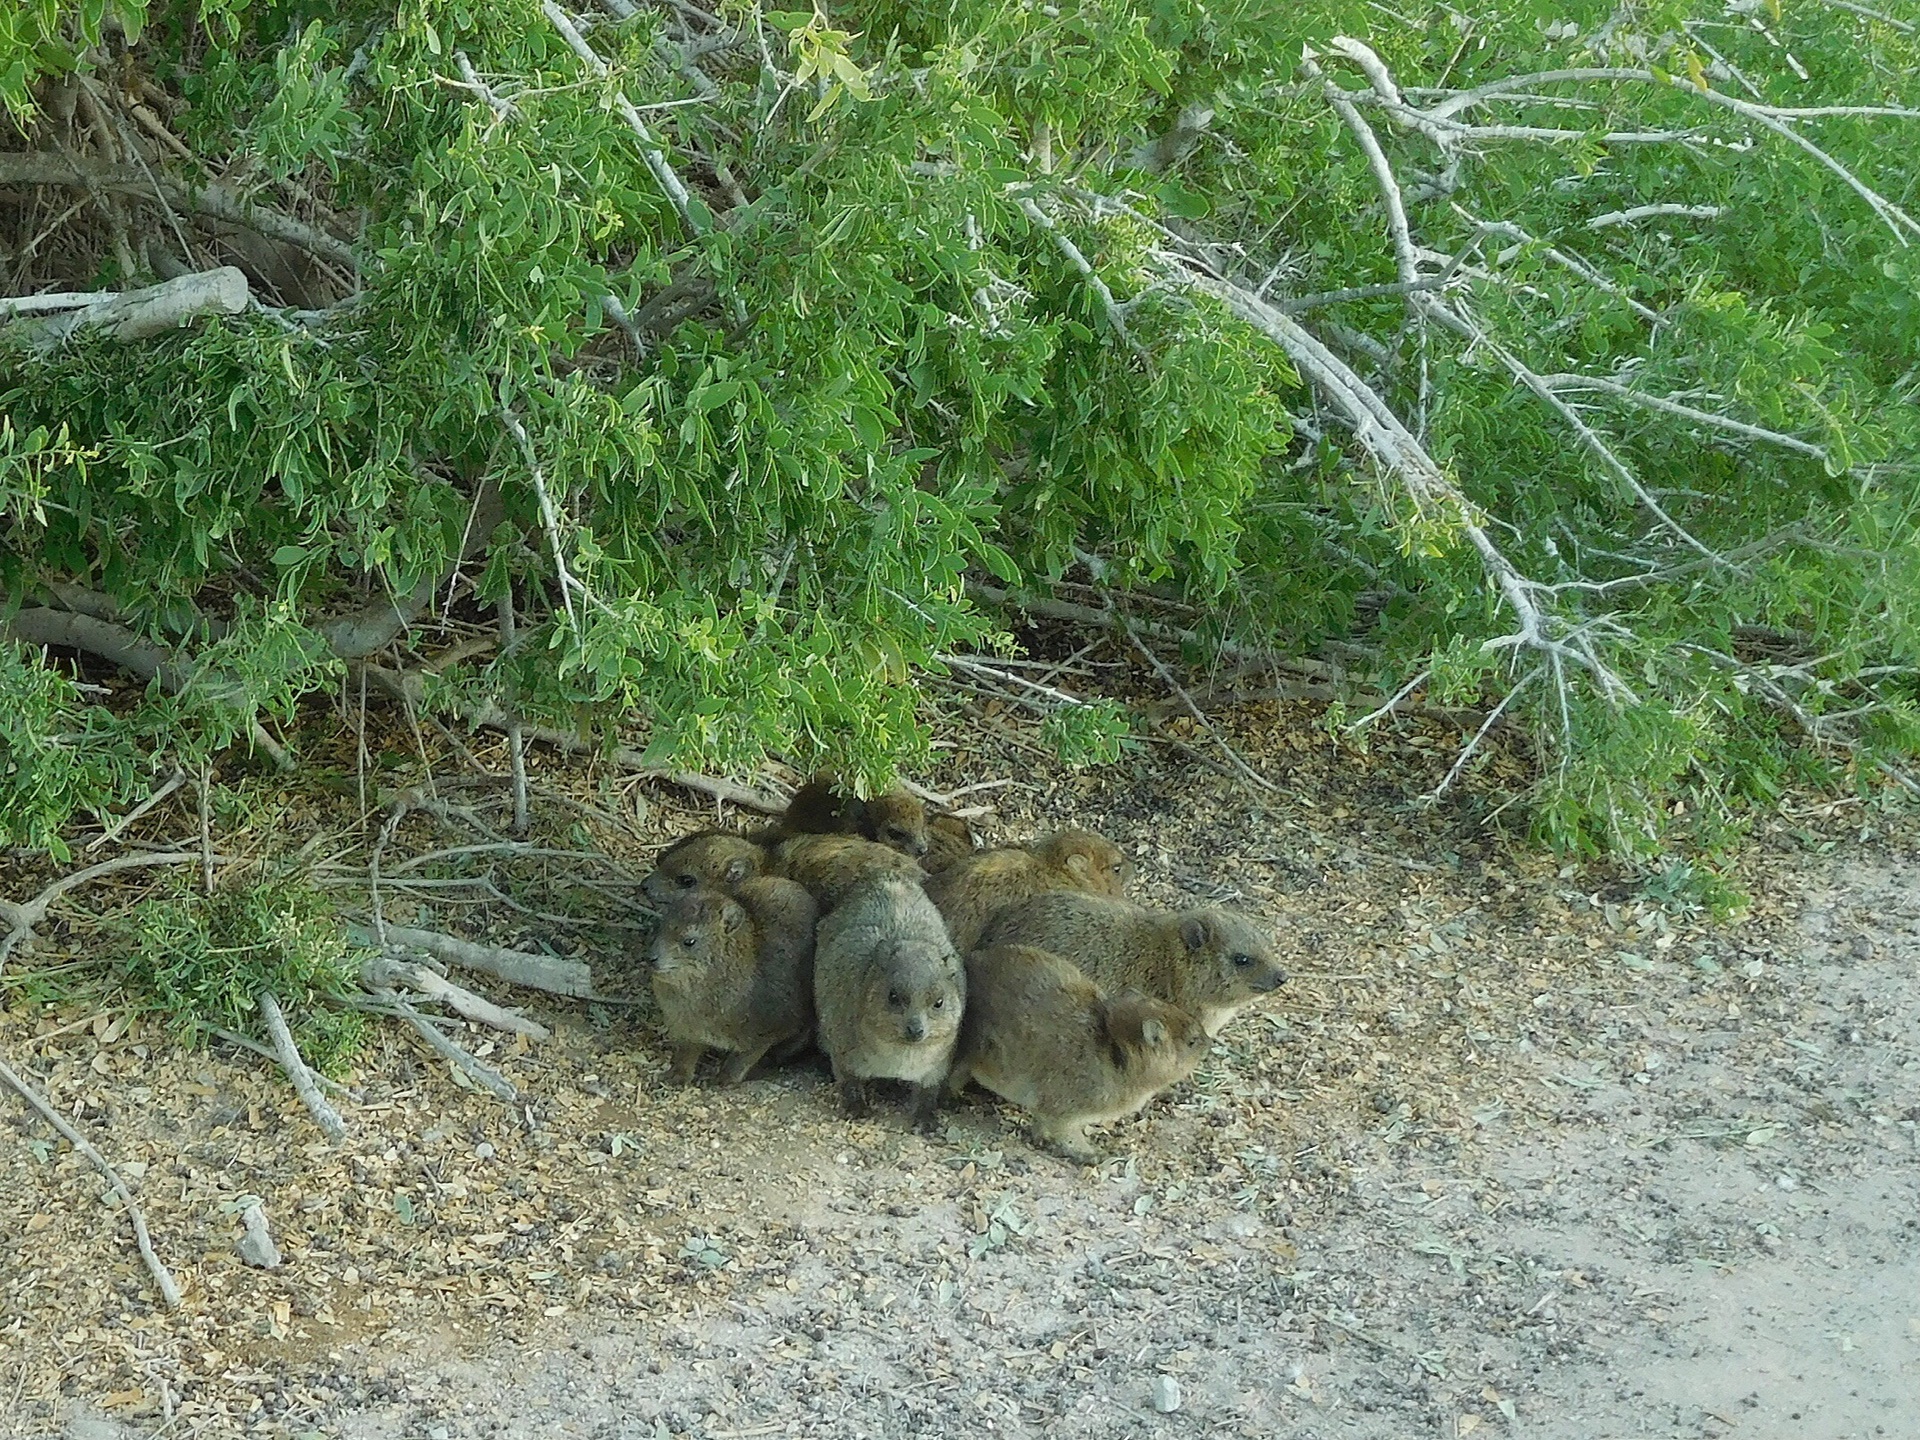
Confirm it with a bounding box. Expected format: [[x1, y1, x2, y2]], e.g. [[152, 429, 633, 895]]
[[1180, 914, 1214, 951], [722, 901, 747, 934], [1141, 1016, 1168, 1049], [1063, 852, 1093, 881], [723, 855, 754, 884]]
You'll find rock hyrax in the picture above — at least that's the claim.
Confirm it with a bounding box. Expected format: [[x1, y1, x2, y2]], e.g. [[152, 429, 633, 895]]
[[926, 828, 1133, 951], [641, 830, 771, 905], [763, 771, 930, 859], [979, 892, 1285, 1036], [947, 943, 1210, 1160], [775, 833, 927, 913], [650, 877, 818, 1083], [922, 813, 980, 874], [812, 874, 964, 1127]]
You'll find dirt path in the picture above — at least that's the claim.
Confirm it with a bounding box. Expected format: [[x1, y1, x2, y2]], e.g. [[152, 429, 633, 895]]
[[4, 719, 1916, 1440]]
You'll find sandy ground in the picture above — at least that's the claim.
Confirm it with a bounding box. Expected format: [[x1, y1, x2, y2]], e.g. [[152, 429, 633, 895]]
[[3, 705, 1916, 1440]]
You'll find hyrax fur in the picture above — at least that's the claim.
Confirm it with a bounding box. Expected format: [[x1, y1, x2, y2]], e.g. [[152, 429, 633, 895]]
[[774, 833, 927, 914], [947, 944, 1210, 1161], [650, 877, 818, 1084], [922, 813, 980, 874], [812, 875, 965, 1128], [762, 771, 930, 859], [979, 893, 1286, 1037], [925, 828, 1134, 952], [642, 830, 772, 905]]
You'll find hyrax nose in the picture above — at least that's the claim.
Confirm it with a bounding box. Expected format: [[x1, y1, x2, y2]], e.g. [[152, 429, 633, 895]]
[[904, 1016, 929, 1042]]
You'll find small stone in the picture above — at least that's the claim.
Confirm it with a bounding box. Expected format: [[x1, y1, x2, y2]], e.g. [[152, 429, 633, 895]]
[[1776, 1173, 1798, 1191], [1152, 1375, 1182, 1413], [429, 1429, 450, 1440], [473, 1141, 495, 1160], [236, 1202, 282, 1269]]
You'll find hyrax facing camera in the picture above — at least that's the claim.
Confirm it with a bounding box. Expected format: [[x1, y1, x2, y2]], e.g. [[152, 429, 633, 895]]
[[650, 877, 818, 1084], [813, 874, 964, 1129]]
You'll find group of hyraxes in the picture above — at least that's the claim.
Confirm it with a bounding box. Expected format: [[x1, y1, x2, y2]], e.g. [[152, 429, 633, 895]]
[[639, 774, 1288, 1160]]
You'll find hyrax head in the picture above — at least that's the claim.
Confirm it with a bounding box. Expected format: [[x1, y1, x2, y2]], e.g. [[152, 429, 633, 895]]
[[1036, 829, 1133, 896], [866, 791, 930, 859], [642, 831, 765, 904], [1103, 992, 1211, 1076], [651, 888, 746, 975], [869, 944, 963, 1047], [1178, 908, 1288, 998]]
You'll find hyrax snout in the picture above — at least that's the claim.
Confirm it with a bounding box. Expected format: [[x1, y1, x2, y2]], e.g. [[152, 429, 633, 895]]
[[813, 874, 964, 1128], [947, 944, 1210, 1161], [650, 876, 817, 1084], [978, 892, 1286, 1036]]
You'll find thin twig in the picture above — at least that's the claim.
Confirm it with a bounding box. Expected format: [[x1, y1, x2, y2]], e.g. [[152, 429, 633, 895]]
[[498, 593, 529, 837], [0, 1050, 184, 1308], [86, 768, 187, 851], [257, 992, 348, 1142], [1, 851, 203, 972], [1125, 626, 1280, 793], [367, 990, 520, 1103]]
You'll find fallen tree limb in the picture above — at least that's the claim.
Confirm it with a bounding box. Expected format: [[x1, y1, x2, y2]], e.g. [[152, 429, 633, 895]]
[[8, 268, 250, 349], [360, 955, 551, 1039], [256, 992, 348, 1142], [0, 1049, 185, 1309], [359, 991, 520, 1103], [359, 922, 594, 997]]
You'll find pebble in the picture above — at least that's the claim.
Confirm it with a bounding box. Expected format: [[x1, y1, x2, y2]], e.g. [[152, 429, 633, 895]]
[[1152, 1375, 1182, 1413], [474, 1141, 495, 1160], [236, 1202, 283, 1269], [1776, 1173, 1798, 1191], [429, 1429, 450, 1440]]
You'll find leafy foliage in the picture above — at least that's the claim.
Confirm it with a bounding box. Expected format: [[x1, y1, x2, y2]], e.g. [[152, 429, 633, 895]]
[[108, 870, 368, 1072], [2, 0, 1917, 859]]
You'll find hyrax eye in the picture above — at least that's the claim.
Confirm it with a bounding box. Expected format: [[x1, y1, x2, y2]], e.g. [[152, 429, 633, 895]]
[[888, 988, 904, 1007], [676, 872, 697, 888], [1230, 953, 1254, 969], [682, 935, 698, 948], [932, 996, 946, 1010]]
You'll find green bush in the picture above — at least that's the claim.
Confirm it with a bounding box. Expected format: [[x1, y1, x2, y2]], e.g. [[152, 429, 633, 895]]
[[2, 0, 1915, 858]]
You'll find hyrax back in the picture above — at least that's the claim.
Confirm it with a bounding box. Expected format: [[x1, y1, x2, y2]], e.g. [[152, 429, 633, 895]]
[[650, 877, 818, 1084], [926, 828, 1134, 951], [922, 813, 980, 874], [948, 944, 1209, 1161], [764, 771, 930, 859], [775, 833, 927, 914], [979, 892, 1285, 1037], [812, 874, 964, 1126], [642, 830, 772, 905]]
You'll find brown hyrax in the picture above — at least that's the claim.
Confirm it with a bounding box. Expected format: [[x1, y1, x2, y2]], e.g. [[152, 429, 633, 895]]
[[978, 893, 1285, 1036], [762, 771, 930, 859], [650, 877, 818, 1084], [774, 833, 927, 914], [812, 874, 964, 1128], [641, 830, 771, 905], [925, 828, 1134, 952], [922, 813, 980, 874], [947, 944, 1210, 1161]]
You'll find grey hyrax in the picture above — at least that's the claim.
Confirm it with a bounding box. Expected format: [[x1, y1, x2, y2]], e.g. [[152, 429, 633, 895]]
[[775, 833, 927, 913], [947, 943, 1210, 1160], [813, 874, 964, 1128], [980, 892, 1285, 1036], [925, 828, 1134, 951], [758, 771, 930, 859], [641, 829, 771, 905], [650, 877, 818, 1084]]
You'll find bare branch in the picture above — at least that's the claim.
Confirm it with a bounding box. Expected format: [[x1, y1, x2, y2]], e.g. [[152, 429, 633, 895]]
[[1, 851, 204, 971], [1585, 204, 1723, 230], [0, 1050, 185, 1308], [256, 991, 348, 1142]]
